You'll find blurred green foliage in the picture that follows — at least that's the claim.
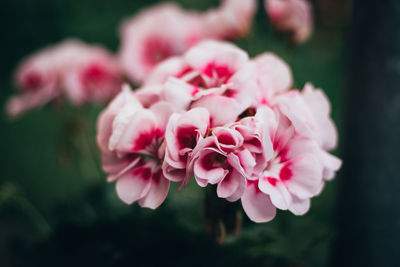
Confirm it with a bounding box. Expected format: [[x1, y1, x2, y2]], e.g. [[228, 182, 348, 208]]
[[0, 0, 345, 266]]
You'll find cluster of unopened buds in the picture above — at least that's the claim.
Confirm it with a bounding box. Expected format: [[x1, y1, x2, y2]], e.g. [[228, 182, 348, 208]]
[[97, 40, 341, 223]]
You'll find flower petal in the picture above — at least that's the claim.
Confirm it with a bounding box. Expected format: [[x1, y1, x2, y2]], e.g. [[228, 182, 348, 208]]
[[145, 56, 189, 85], [253, 52, 292, 101], [193, 148, 228, 184], [226, 174, 246, 202], [259, 175, 292, 210], [274, 90, 318, 140], [115, 164, 152, 204], [212, 127, 244, 153], [321, 150, 342, 181], [302, 83, 338, 150], [150, 101, 175, 129], [162, 77, 195, 111], [184, 40, 249, 75], [217, 169, 245, 199], [112, 109, 160, 155], [192, 94, 246, 127], [283, 154, 323, 199], [162, 160, 187, 182], [139, 170, 170, 209], [241, 181, 276, 223], [97, 84, 140, 152], [288, 195, 310, 215]]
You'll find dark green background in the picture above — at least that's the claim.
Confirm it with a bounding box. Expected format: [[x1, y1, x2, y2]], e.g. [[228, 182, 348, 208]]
[[0, 0, 346, 266]]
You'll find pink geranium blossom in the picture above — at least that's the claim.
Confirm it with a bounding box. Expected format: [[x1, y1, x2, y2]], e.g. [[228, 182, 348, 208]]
[[163, 107, 210, 183], [240, 105, 339, 222], [6, 40, 122, 117], [62, 43, 122, 106], [189, 128, 248, 201], [118, 3, 207, 84], [119, 1, 258, 84], [7, 44, 62, 117], [97, 85, 173, 208], [95, 40, 341, 223], [272, 86, 341, 180], [136, 40, 296, 126], [204, 0, 258, 39], [187, 107, 275, 201], [265, 0, 313, 43], [136, 40, 257, 126]]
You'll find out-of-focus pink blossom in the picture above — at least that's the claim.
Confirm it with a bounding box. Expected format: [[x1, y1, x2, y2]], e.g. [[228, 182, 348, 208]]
[[204, 0, 258, 39], [6, 40, 122, 117], [265, 0, 313, 43], [119, 1, 258, 84], [62, 43, 122, 106], [7, 45, 61, 117], [118, 3, 207, 84], [97, 84, 173, 209]]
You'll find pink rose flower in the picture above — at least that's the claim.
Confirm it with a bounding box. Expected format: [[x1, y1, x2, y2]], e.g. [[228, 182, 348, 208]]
[[97, 85, 174, 209], [6, 39, 122, 117], [118, 3, 207, 84], [265, 0, 313, 43]]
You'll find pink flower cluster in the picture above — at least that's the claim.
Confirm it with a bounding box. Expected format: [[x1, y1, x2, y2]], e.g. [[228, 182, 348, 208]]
[[118, 1, 257, 83], [6, 40, 122, 117], [97, 40, 341, 222]]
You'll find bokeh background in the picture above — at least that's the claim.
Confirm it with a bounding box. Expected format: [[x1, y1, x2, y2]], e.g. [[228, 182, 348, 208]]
[[0, 0, 349, 266]]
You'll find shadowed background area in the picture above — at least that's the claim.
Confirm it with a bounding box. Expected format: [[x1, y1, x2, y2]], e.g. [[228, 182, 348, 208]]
[[0, 0, 346, 266]]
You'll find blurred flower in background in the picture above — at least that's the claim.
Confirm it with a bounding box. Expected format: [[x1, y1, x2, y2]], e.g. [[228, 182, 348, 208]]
[[6, 39, 122, 117], [119, 0, 257, 84], [265, 0, 313, 43], [203, 0, 258, 39], [118, 3, 207, 84]]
